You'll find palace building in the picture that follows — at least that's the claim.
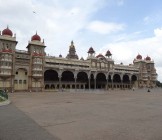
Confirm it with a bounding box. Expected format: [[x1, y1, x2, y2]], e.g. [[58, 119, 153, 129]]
[[0, 27, 157, 92]]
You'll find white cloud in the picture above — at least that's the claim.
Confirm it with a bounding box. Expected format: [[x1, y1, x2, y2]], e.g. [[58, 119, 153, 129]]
[[87, 21, 125, 34], [0, 0, 106, 57], [99, 28, 162, 81]]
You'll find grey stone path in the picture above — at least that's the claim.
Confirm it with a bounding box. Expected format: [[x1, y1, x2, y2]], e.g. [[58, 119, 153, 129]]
[[0, 104, 60, 140]]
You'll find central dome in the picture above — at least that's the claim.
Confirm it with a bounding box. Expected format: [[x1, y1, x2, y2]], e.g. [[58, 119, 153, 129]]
[[31, 32, 41, 41]]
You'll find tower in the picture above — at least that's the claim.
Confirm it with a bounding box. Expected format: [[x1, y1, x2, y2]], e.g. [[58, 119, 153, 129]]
[[26, 32, 46, 91], [0, 26, 17, 92], [66, 41, 78, 59]]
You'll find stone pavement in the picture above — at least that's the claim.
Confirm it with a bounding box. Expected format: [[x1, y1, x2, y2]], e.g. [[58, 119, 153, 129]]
[[2, 88, 162, 140], [0, 100, 10, 107], [0, 104, 60, 140]]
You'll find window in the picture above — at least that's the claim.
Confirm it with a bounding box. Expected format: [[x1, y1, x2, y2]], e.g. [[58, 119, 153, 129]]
[[16, 72, 18, 74], [19, 80, 22, 84], [14, 80, 17, 84], [25, 72, 27, 75], [23, 80, 26, 84]]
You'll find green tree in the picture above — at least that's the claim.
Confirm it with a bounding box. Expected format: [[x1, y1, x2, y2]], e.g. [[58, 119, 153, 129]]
[[156, 80, 162, 87]]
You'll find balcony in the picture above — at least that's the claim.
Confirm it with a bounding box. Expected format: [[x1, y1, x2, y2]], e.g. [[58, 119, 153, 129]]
[[32, 68, 43, 71], [0, 72, 11, 77], [33, 61, 43, 64], [0, 59, 12, 62], [0, 66, 12, 69], [32, 74, 43, 78]]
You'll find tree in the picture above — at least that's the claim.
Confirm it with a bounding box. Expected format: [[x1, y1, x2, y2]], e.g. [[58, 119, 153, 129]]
[[156, 80, 162, 87]]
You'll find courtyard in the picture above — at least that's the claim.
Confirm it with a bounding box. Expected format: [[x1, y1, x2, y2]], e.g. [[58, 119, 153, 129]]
[[4, 88, 162, 140]]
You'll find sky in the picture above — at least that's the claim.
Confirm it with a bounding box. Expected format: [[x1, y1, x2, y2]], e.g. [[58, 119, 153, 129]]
[[0, 0, 162, 81]]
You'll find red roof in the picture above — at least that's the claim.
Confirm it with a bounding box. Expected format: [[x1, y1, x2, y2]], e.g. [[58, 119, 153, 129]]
[[31, 32, 41, 41], [136, 54, 142, 59], [105, 50, 112, 56], [2, 26, 13, 36], [88, 47, 95, 54], [96, 54, 105, 58], [146, 56, 151, 61]]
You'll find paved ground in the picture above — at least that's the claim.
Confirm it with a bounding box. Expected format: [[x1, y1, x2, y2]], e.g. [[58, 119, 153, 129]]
[[2, 88, 162, 140], [0, 104, 60, 140]]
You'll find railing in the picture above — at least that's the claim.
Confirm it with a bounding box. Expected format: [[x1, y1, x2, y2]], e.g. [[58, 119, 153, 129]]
[[45, 64, 90, 70], [0, 72, 11, 75], [0, 66, 12, 69], [1, 59, 12, 62], [16, 49, 28, 53]]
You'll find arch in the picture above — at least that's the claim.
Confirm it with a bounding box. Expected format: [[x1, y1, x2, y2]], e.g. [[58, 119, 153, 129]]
[[113, 74, 121, 83], [45, 84, 49, 89], [15, 67, 28, 73], [90, 73, 95, 89], [96, 72, 106, 89], [123, 74, 130, 83], [132, 75, 137, 81], [77, 71, 88, 89], [44, 69, 58, 81], [61, 71, 74, 81], [77, 71, 88, 82]]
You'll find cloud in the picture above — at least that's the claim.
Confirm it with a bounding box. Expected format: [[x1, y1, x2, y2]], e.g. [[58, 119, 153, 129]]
[[87, 21, 125, 34], [99, 27, 162, 81], [0, 0, 106, 56]]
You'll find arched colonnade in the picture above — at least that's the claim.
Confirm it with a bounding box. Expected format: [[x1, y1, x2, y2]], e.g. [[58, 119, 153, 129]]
[[44, 69, 138, 90]]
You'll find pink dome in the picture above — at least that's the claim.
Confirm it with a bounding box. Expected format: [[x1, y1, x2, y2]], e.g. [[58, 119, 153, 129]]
[[31, 32, 41, 41], [2, 26, 13, 36], [146, 56, 151, 61], [136, 54, 142, 59]]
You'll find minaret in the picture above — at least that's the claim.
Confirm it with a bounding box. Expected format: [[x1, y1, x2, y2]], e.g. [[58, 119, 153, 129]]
[[0, 26, 17, 92], [66, 41, 78, 59], [26, 32, 46, 92]]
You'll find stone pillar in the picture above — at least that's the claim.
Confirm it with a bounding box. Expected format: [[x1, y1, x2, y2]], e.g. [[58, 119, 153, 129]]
[[59, 77, 61, 90], [94, 78, 96, 89], [106, 78, 108, 90], [11, 76, 14, 92], [75, 77, 77, 90], [121, 80, 123, 90], [120, 74, 123, 90], [88, 78, 91, 90], [94, 72, 97, 89], [111, 74, 114, 90], [28, 76, 32, 92], [129, 75, 132, 89]]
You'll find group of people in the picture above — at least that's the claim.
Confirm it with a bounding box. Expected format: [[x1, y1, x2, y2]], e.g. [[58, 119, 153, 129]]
[[132, 87, 151, 92]]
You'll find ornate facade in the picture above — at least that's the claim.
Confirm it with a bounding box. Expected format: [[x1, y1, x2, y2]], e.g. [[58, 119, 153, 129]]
[[0, 27, 157, 92]]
